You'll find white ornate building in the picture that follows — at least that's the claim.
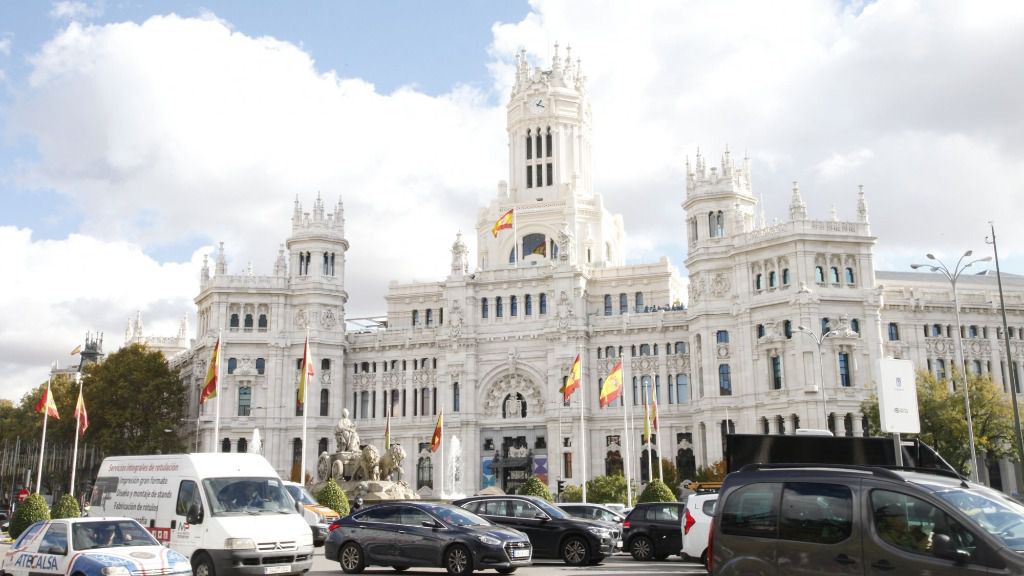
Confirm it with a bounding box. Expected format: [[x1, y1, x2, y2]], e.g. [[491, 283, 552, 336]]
[[173, 47, 1024, 495]]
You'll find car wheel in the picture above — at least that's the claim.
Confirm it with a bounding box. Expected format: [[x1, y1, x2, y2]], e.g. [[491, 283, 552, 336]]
[[561, 535, 590, 566], [192, 553, 216, 576], [445, 544, 473, 576], [496, 568, 517, 574], [392, 567, 409, 572], [629, 536, 654, 561], [339, 542, 365, 574]]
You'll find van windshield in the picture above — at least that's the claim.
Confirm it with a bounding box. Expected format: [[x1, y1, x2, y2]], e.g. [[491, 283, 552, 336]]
[[202, 477, 297, 516], [937, 486, 1024, 551]]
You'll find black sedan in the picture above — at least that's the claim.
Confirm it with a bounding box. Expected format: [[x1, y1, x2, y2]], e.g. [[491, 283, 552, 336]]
[[324, 501, 532, 576]]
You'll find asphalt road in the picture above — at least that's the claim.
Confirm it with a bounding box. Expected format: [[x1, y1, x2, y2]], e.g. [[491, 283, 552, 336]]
[[308, 546, 709, 576]]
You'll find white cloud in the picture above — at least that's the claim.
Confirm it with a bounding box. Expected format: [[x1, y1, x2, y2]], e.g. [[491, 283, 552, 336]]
[[0, 37, 11, 56], [5, 2, 1024, 399], [48, 1, 102, 21]]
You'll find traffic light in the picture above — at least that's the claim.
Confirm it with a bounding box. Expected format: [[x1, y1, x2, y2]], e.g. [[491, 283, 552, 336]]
[[557, 480, 566, 494]]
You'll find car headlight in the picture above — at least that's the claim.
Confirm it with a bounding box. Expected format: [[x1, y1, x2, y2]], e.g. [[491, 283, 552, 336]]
[[224, 538, 256, 550], [478, 535, 501, 546], [101, 567, 130, 576], [587, 527, 611, 538]]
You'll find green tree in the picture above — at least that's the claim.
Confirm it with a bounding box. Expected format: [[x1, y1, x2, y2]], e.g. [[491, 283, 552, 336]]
[[561, 484, 583, 502], [861, 371, 1017, 476], [316, 478, 350, 517], [636, 479, 676, 503], [51, 494, 81, 519], [694, 460, 726, 482], [517, 476, 553, 502], [585, 474, 629, 505], [659, 458, 679, 490], [10, 493, 50, 538], [82, 344, 188, 455]]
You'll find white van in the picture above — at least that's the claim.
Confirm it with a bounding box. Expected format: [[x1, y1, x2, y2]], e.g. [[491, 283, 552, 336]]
[[89, 453, 313, 576], [281, 481, 339, 546]]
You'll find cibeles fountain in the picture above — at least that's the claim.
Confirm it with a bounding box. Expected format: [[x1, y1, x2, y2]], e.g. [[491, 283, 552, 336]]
[[313, 409, 418, 501]]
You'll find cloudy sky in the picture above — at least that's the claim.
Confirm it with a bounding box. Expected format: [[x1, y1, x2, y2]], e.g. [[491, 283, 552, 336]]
[[2, 0, 1023, 402]]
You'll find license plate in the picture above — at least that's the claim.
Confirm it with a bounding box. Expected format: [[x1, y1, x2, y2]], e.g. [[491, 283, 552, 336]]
[[512, 549, 530, 558], [265, 566, 291, 574]]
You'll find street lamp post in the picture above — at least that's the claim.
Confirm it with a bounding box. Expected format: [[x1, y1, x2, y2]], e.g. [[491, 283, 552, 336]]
[[911, 251, 991, 483], [796, 325, 838, 430]]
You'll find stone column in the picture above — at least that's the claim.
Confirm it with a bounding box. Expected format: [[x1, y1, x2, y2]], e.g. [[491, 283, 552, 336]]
[[852, 413, 864, 437]]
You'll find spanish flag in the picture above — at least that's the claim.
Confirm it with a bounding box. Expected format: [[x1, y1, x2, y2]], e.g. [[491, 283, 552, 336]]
[[560, 354, 582, 402], [200, 337, 220, 404], [491, 208, 514, 237], [297, 335, 314, 408], [35, 382, 59, 419], [599, 360, 623, 408], [74, 388, 89, 436], [431, 411, 443, 452]]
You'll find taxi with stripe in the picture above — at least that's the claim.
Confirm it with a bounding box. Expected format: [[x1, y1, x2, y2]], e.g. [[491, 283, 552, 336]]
[[0, 517, 191, 576]]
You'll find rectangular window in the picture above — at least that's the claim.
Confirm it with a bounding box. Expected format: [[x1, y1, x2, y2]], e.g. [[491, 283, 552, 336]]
[[619, 293, 628, 314], [546, 162, 553, 185], [545, 132, 552, 157], [838, 352, 851, 387], [525, 294, 532, 315], [780, 483, 853, 544], [719, 365, 732, 396], [721, 482, 781, 537], [536, 164, 543, 187], [771, 356, 783, 390], [888, 322, 900, 341], [496, 296, 503, 318], [526, 135, 532, 159], [526, 166, 532, 188], [238, 387, 251, 416], [563, 452, 573, 478], [453, 382, 460, 413]]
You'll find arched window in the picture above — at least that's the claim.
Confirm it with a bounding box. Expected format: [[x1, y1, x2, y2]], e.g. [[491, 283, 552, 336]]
[[230, 314, 240, 328], [604, 295, 612, 316], [769, 271, 777, 288], [481, 298, 489, 319], [719, 365, 732, 396], [850, 319, 860, 333], [526, 130, 532, 160], [421, 387, 431, 416], [815, 266, 825, 283], [525, 294, 532, 315], [968, 325, 978, 338], [523, 233, 546, 257], [322, 358, 330, 371], [426, 309, 433, 326], [510, 295, 518, 317], [545, 128, 552, 158], [888, 322, 900, 341], [674, 341, 687, 354], [244, 314, 253, 331], [237, 386, 251, 416], [756, 324, 765, 338], [830, 267, 840, 283], [784, 320, 793, 339], [932, 324, 942, 337], [256, 358, 265, 374], [782, 268, 791, 285], [639, 344, 651, 356], [605, 346, 616, 358], [539, 293, 547, 314], [635, 292, 644, 310], [495, 296, 503, 318], [619, 293, 628, 314], [845, 267, 855, 284], [412, 310, 419, 326], [320, 389, 329, 417], [237, 438, 247, 453], [755, 274, 762, 290], [318, 438, 329, 456], [417, 456, 433, 490], [222, 438, 231, 453], [258, 314, 268, 331], [716, 330, 730, 344], [228, 358, 237, 374]]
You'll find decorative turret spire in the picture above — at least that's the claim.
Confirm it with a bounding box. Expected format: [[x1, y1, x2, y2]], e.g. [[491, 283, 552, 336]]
[[215, 241, 227, 275], [201, 254, 210, 282], [178, 314, 188, 339], [829, 204, 838, 221], [789, 181, 807, 221], [274, 244, 287, 276], [856, 185, 869, 223], [451, 232, 469, 276]]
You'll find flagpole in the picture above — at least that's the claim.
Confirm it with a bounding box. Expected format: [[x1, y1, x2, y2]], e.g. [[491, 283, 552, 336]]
[[300, 328, 310, 486], [69, 374, 83, 497], [624, 351, 635, 504], [512, 208, 519, 268], [440, 405, 445, 497], [580, 347, 587, 503], [655, 395, 663, 482], [645, 388, 653, 484], [213, 331, 222, 452], [36, 365, 55, 493]]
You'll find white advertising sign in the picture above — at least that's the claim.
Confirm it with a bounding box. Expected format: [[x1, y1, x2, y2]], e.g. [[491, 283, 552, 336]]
[[878, 358, 920, 434]]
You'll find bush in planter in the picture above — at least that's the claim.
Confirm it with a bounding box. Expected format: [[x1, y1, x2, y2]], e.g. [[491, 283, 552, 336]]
[[316, 478, 350, 517], [51, 494, 81, 519], [10, 493, 50, 538], [636, 479, 677, 503], [516, 476, 553, 502], [560, 484, 583, 503]]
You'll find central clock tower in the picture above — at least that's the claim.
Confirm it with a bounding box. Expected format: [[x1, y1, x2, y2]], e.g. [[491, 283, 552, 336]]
[[506, 45, 592, 202]]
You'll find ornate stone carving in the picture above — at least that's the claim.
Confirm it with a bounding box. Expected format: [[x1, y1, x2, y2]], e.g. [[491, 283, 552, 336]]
[[557, 223, 574, 262], [556, 290, 574, 330], [295, 308, 308, 329], [320, 369, 332, 386], [717, 344, 731, 359], [710, 272, 731, 297], [448, 300, 464, 340], [320, 307, 337, 329], [482, 373, 542, 418]]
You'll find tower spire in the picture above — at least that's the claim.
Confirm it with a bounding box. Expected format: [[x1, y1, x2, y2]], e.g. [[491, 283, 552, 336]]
[[789, 181, 807, 221], [856, 184, 869, 223]]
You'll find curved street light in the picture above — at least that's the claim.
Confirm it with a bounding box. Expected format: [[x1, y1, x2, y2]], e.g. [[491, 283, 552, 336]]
[[911, 250, 992, 483], [796, 325, 839, 430]]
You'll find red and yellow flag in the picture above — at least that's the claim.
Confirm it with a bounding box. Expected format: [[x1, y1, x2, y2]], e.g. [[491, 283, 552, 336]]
[[431, 411, 444, 452], [297, 336, 314, 408], [599, 360, 623, 408], [74, 388, 89, 436], [35, 382, 59, 419], [491, 209, 514, 237], [560, 354, 582, 402], [200, 337, 220, 404]]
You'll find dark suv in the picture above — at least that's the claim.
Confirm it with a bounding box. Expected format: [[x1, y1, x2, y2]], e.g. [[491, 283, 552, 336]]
[[454, 495, 616, 565], [621, 501, 687, 561], [709, 463, 1024, 575]]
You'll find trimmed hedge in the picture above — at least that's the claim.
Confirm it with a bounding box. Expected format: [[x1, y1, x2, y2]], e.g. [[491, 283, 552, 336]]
[[51, 494, 81, 519], [316, 478, 350, 517], [636, 479, 677, 503], [516, 476, 553, 502], [10, 493, 50, 538]]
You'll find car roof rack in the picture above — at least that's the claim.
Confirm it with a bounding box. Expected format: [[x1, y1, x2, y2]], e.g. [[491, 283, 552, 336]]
[[880, 465, 969, 485], [737, 463, 904, 481]]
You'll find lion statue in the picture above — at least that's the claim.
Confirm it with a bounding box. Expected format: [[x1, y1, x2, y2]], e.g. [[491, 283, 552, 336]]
[[378, 443, 406, 480], [351, 444, 381, 481]]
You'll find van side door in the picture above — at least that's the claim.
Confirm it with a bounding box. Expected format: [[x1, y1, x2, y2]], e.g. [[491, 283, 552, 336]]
[[776, 481, 861, 576], [172, 479, 204, 558]]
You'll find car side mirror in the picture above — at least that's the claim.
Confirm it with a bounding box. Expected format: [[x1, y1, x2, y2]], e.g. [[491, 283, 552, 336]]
[[931, 533, 970, 565], [422, 520, 440, 529], [187, 503, 204, 525], [534, 513, 549, 521], [296, 500, 304, 513]]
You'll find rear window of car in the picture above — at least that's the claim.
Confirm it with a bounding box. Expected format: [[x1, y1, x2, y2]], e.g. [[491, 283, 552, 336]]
[[721, 482, 781, 537], [779, 483, 853, 544]]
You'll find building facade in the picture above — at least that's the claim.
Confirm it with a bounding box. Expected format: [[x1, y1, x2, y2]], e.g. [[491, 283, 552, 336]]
[[173, 48, 1024, 495]]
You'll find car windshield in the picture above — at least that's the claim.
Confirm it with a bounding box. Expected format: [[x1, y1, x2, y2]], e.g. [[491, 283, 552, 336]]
[[285, 484, 316, 506], [937, 486, 1024, 551], [425, 505, 491, 527], [531, 498, 569, 519], [72, 520, 159, 550], [203, 477, 297, 516]]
